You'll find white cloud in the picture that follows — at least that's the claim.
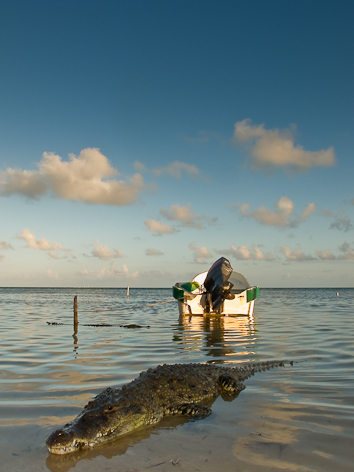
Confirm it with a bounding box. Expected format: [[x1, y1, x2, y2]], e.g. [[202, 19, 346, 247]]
[[159, 203, 217, 229], [301, 202, 316, 220], [0, 148, 145, 205], [133, 161, 146, 172], [252, 245, 275, 261], [145, 248, 164, 256], [215, 245, 274, 261], [0, 168, 47, 199], [229, 245, 252, 260], [236, 197, 315, 228], [316, 250, 336, 260], [239, 197, 294, 227], [0, 240, 13, 250], [77, 262, 139, 280], [160, 203, 208, 229], [316, 242, 354, 260], [152, 161, 199, 178], [280, 245, 316, 261], [47, 250, 75, 261], [329, 209, 353, 232], [233, 119, 336, 170], [321, 208, 333, 217], [188, 243, 213, 264], [144, 219, 175, 235], [134, 160, 200, 179], [225, 244, 274, 261], [91, 244, 123, 260], [16, 228, 71, 252], [338, 242, 354, 260]]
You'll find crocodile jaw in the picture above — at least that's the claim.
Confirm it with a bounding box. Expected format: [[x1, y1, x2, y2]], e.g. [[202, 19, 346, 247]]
[[46, 405, 147, 454]]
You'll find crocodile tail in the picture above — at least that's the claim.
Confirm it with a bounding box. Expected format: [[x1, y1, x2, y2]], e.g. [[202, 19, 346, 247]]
[[235, 360, 290, 381]]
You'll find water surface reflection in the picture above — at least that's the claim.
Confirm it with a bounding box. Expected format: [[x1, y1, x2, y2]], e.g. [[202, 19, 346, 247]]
[[174, 313, 257, 361], [1, 288, 354, 472]]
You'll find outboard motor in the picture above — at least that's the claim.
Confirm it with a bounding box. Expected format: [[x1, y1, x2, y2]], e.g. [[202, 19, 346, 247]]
[[204, 257, 235, 311]]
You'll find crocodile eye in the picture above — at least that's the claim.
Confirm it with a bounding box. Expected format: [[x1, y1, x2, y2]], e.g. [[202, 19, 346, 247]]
[[104, 403, 116, 412]]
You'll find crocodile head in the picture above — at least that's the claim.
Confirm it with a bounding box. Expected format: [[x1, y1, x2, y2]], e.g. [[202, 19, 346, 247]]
[[46, 396, 146, 455]]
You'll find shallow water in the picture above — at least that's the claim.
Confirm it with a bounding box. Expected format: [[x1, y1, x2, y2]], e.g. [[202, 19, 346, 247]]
[[1, 287, 354, 471]]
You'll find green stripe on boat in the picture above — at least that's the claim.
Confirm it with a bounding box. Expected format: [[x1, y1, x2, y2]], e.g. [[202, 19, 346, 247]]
[[173, 286, 182, 301], [173, 282, 200, 301], [247, 286, 259, 302], [180, 282, 200, 292]]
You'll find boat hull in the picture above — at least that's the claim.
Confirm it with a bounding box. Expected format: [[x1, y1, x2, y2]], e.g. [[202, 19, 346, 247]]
[[173, 283, 259, 316]]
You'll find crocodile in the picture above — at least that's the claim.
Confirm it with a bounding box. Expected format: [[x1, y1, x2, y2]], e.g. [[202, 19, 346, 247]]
[[46, 361, 290, 454]]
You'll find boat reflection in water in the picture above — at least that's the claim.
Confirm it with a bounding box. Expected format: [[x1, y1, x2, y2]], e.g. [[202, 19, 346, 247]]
[[173, 311, 258, 361]]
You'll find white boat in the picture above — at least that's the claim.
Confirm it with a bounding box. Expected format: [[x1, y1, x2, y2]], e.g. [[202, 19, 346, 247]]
[[173, 257, 258, 316]]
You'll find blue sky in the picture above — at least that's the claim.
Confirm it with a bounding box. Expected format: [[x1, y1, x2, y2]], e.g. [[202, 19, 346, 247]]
[[0, 0, 353, 287]]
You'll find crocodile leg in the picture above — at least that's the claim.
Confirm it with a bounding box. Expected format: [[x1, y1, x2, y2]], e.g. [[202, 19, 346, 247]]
[[168, 402, 212, 419], [219, 374, 245, 394]]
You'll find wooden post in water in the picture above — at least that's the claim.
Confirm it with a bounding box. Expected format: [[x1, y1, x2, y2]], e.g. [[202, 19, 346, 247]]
[[73, 295, 78, 331], [127, 286, 130, 298]]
